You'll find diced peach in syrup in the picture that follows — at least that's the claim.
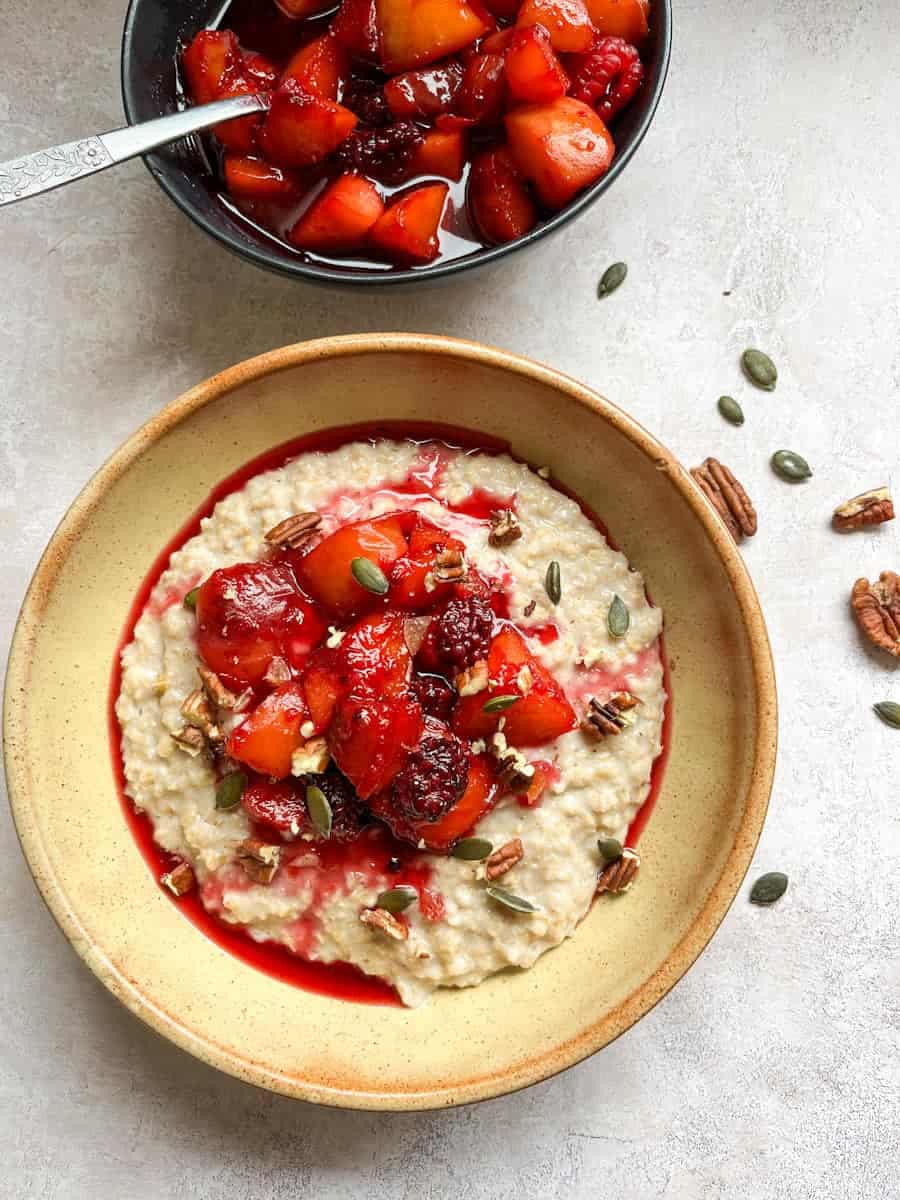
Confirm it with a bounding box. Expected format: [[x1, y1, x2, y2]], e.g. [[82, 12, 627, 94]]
[[226, 683, 309, 779], [384, 61, 464, 118], [182, 30, 240, 104], [468, 146, 538, 245], [288, 175, 385, 254], [329, 697, 424, 798], [331, 0, 381, 60], [281, 34, 349, 100], [259, 79, 358, 168], [368, 183, 449, 265], [583, 0, 649, 41], [516, 0, 595, 53], [377, 0, 490, 73], [458, 52, 507, 124], [223, 156, 303, 200], [275, 0, 338, 17], [297, 513, 411, 618], [504, 25, 569, 104], [410, 130, 467, 180], [505, 96, 614, 209]]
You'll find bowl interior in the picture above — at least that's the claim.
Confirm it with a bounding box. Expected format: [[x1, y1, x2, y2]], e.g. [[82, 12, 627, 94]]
[[4, 337, 775, 1108], [120, 0, 671, 285]]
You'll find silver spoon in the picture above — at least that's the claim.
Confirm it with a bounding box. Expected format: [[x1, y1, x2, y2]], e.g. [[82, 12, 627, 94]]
[[0, 94, 269, 207]]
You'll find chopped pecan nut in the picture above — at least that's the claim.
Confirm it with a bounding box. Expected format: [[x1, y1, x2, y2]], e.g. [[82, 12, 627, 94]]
[[491, 730, 535, 790], [833, 486, 895, 532], [290, 736, 330, 775], [402, 615, 432, 656], [485, 838, 524, 881], [609, 690, 639, 712], [488, 509, 522, 547], [582, 693, 638, 739], [690, 457, 757, 542], [851, 571, 900, 657], [264, 511, 321, 549], [262, 656, 292, 686], [433, 548, 467, 583], [236, 839, 281, 884], [456, 659, 489, 696], [160, 861, 195, 896], [180, 688, 216, 729], [596, 847, 640, 895], [171, 725, 207, 756], [360, 907, 408, 940], [523, 599, 537, 618], [197, 665, 249, 712]]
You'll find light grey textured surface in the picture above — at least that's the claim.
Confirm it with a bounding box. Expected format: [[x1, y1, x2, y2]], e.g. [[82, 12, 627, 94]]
[[2, 1, 898, 1196]]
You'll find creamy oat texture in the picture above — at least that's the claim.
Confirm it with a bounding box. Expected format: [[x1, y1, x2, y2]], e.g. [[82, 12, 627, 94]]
[[117, 441, 665, 1006]]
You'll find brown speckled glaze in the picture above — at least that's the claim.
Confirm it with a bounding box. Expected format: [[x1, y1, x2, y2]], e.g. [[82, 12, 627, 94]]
[[3, 335, 777, 1110]]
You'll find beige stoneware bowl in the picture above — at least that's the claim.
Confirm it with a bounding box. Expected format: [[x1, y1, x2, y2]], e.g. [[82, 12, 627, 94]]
[[4, 334, 777, 1110]]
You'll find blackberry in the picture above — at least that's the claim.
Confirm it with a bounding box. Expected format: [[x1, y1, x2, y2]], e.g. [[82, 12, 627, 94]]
[[391, 731, 469, 823], [433, 595, 494, 671], [409, 673, 456, 721], [341, 76, 391, 127], [300, 767, 368, 842], [335, 121, 424, 185]]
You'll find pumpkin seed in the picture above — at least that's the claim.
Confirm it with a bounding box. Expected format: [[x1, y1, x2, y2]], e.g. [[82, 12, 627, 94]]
[[215, 770, 247, 810], [375, 885, 418, 913], [597, 836, 624, 862], [597, 261, 627, 297], [771, 449, 812, 482], [183, 586, 199, 610], [607, 594, 630, 638], [750, 871, 788, 905], [306, 784, 332, 838], [545, 560, 562, 605], [483, 694, 520, 713], [874, 701, 900, 729], [741, 348, 777, 391], [717, 395, 745, 426], [452, 837, 494, 860], [351, 556, 389, 595], [485, 885, 541, 913]]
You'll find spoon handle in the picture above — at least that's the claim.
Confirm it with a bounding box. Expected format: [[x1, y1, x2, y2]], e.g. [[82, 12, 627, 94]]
[[0, 93, 268, 208]]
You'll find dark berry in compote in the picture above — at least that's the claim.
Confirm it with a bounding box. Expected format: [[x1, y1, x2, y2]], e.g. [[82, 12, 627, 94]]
[[300, 766, 370, 841], [335, 121, 425, 184], [409, 672, 457, 721], [391, 726, 470, 822], [433, 594, 494, 671], [341, 75, 391, 126]]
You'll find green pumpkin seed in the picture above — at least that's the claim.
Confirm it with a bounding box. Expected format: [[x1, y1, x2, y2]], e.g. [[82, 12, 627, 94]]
[[452, 837, 494, 861], [771, 449, 812, 482], [183, 586, 199, 610], [351, 556, 389, 595], [375, 885, 418, 913], [597, 836, 624, 862], [483, 693, 520, 713], [750, 871, 788, 905], [717, 395, 745, 426], [485, 885, 541, 914], [607, 594, 630, 638], [741, 348, 777, 391], [215, 770, 247, 810], [545, 560, 562, 605], [874, 701, 900, 729], [597, 261, 627, 297], [306, 784, 332, 838]]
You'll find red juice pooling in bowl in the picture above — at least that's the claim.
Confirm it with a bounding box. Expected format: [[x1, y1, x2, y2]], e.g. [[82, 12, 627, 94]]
[[178, 0, 653, 271], [110, 420, 670, 1005]]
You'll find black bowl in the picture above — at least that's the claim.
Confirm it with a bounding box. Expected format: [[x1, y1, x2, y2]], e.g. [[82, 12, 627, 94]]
[[121, 0, 671, 286]]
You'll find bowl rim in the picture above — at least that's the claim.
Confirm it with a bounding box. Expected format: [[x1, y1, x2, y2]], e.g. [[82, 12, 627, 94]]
[[119, 1, 672, 286], [4, 334, 777, 1108]]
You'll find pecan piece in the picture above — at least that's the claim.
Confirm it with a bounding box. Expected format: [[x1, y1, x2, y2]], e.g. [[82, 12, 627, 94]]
[[236, 839, 281, 884], [491, 730, 535, 790], [264, 511, 321, 549], [263, 656, 292, 686], [690, 457, 757, 542], [485, 838, 524, 881], [360, 907, 408, 940], [433, 548, 467, 583], [582, 693, 639, 739], [488, 509, 522, 547], [197, 665, 250, 712], [851, 571, 900, 657], [290, 736, 330, 776], [160, 861, 195, 896], [456, 659, 489, 696], [171, 725, 207, 757], [833, 486, 894, 532], [596, 847, 640, 895]]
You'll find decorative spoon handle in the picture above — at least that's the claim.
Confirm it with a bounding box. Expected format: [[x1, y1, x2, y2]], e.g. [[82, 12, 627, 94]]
[[0, 93, 268, 208]]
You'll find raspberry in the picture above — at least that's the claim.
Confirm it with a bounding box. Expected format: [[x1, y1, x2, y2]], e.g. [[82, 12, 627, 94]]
[[341, 76, 391, 127], [335, 121, 425, 184], [409, 673, 456, 721], [391, 729, 469, 822], [569, 36, 644, 124], [433, 595, 494, 671], [299, 767, 369, 841]]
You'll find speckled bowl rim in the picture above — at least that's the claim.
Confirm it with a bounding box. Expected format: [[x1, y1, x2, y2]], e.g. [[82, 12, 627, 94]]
[[4, 334, 777, 1109]]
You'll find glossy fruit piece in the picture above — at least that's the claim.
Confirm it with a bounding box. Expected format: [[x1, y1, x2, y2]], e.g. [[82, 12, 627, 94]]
[[410, 130, 466, 180], [505, 96, 614, 209], [583, 0, 649, 40], [384, 61, 464, 118], [281, 34, 350, 100], [332, 0, 382, 59], [259, 79, 358, 168], [504, 25, 569, 103], [242, 776, 307, 832], [241, 51, 281, 90], [568, 35, 644, 123], [479, 0, 520, 20], [328, 697, 424, 798], [458, 52, 507, 124], [288, 174, 385, 254], [226, 683, 310, 779], [299, 648, 347, 733], [297, 513, 411, 618], [377, 0, 491, 73], [368, 183, 449, 265], [340, 611, 412, 698], [182, 30, 240, 105], [453, 626, 577, 744], [468, 146, 538, 245], [382, 754, 498, 850], [196, 561, 326, 688], [276, 0, 336, 15], [480, 26, 515, 53], [223, 155, 304, 200], [389, 519, 467, 609], [516, 0, 595, 52]]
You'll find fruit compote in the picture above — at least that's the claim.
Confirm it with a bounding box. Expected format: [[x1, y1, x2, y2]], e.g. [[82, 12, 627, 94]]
[[179, 0, 653, 270]]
